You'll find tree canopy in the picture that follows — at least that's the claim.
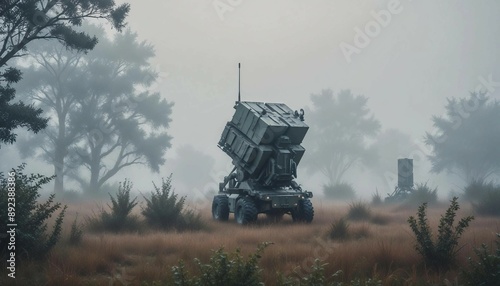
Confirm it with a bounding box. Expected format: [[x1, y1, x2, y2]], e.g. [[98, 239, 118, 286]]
[[302, 89, 380, 186], [18, 24, 172, 194], [425, 92, 500, 183], [0, 0, 129, 146]]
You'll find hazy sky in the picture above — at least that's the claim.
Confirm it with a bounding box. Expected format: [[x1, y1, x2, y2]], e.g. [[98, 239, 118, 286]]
[[4, 1, 500, 199], [111, 0, 500, 194]]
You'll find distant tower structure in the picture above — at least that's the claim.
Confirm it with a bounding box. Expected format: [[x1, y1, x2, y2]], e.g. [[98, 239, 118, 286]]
[[386, 158, 414, 202]]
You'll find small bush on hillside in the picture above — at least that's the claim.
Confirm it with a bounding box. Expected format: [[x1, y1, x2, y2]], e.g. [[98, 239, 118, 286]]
[[323, 183, 356, 200], [407, 197, 474, 270], [405, 182, 438, 206], [142, 175, 205, 231], [462, 233, 500, 286], [347, 201, 372, 221], [0, 164, 66, 260], [86, 179, 141, 233]]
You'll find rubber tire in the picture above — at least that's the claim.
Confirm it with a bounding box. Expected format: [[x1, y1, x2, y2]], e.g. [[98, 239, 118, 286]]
[[212, 195, 230, 221], [235, 197, 258, 225], [292, 199, 314, 223]]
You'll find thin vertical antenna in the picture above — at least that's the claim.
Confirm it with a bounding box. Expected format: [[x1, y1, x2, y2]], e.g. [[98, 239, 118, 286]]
[[238, 63, 241, 102]]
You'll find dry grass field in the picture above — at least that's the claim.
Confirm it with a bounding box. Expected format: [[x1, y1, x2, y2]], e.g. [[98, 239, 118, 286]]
[[1, 198, 499, 285]]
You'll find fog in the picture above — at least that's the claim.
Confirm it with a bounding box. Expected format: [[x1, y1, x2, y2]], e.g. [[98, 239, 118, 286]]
[[3, 0, 500, 200]]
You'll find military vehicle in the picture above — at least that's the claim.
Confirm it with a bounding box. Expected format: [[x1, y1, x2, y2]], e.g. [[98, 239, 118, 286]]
[[211, 65, 313, 224]]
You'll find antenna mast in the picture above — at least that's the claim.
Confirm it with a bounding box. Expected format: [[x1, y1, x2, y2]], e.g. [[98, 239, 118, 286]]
[[238, 63, 241, 102]]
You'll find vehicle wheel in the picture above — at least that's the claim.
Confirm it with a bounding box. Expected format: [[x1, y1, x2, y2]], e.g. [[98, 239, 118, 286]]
[[212, 195, 229, 221], [292, 199, 314, 223], [235, 197, 258, 225]]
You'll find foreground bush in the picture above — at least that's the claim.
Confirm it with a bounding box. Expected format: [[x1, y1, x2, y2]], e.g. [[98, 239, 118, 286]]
[[146, 243, 382, 286], [142, 175, 205, 231], [323, 183, 356, 200], [408, 197, 474, 270], [86, 179, 141, 233], [0, 164, 66, 260], [171, 242, 271, 286], [462, 233, 500, 286]]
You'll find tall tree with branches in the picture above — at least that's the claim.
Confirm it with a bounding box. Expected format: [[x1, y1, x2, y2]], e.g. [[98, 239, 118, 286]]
[[425, 92, 500, 184], [303, 89, 380, 186], [0, 0, 129, 146], [19, 25, 172, 194]]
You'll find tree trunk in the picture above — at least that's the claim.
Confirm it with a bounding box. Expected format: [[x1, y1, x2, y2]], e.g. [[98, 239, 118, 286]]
[[53, 149, 65, 194], [53, 112, 66, 194]]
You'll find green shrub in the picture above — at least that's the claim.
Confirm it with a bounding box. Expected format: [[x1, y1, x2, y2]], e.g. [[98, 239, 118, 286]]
[[407, 197, 474, 270], [171, 242, 271, 286], [323, 183, 356, 200], [405, 182, 438, 206], [278, 260, 342, 286], [86, 179, 141, 233], [142, 175, 205, 231], [462, 233, 500, 286], [347, 201, 371, 221], [0, 164, 66, 260], [329, 217, 350, 240], [69, 215, 83, 245]]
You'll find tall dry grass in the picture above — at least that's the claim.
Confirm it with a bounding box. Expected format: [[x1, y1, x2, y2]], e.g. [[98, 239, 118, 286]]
[[1, 198, 498, 285]]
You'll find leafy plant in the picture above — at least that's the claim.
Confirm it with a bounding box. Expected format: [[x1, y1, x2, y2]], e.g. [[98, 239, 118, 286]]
[[0, 164, 66, 260], [171, 242, 272, 286], [142, 175, 205, 231], [86, 179, 140, 232], [407, 197, 474, 269], [462, 233, 500, 286]]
